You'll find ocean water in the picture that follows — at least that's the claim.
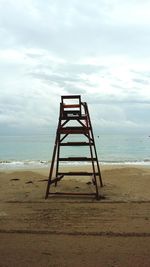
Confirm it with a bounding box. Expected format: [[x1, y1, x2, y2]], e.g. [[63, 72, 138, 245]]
[[0, 134, 150, 169]]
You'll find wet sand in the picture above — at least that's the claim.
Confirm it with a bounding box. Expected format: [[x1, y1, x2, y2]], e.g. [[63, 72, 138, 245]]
[[0, 165, 150, 266]]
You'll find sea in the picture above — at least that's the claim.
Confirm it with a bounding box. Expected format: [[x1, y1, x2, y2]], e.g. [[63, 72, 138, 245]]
[[0, 134, 150, 169]]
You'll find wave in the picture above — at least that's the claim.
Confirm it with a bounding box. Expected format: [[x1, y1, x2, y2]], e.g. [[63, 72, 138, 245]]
[[0, 160, 50, 169], [0, 159, 150, 169]]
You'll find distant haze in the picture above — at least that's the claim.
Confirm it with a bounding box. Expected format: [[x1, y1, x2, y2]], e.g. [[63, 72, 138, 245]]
[[0, 0, 150, 135]]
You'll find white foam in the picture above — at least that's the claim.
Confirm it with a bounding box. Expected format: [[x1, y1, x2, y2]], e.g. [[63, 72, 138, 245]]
[[0, 159, 150, 170], [0, 160, 49, 170]]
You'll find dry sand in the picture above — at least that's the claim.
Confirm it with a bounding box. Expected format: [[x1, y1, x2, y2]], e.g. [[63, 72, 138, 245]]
[[0, 165, 150, 266]]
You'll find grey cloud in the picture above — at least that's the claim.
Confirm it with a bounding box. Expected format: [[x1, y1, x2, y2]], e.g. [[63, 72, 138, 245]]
[[28, 62, 106, 90], [29, 72, 84, 91], [30, 72, 81, 84], [86, 92, 150, 105], [64, 87, 86, 94], [1, 0, 150, 60], [133, 78, 149, 85], [0, 89, 59, 130], [0, 0, 150, 134], [25, 52, 44, 59], [124, 104, 150, 124], [131, 70, 150, 77], [57, 63, 106, 75], [31, 73, 87, 95]]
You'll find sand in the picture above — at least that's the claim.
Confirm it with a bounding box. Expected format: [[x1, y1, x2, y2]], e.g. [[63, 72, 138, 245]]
[[0, 165, 150, 266]]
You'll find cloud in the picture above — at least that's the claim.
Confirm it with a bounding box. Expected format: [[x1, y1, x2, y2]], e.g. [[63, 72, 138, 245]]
[[0, 0, 150, 134], [1, 0, 150, 59], [64, 87, 86, 94], [133, 78, 149, 85]]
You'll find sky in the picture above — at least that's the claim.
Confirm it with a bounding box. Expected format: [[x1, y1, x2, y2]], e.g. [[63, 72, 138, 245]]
[[0, 0, 150, 135]]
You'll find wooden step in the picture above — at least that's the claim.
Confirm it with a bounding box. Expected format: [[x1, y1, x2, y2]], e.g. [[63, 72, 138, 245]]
[[61, 115, 87, 120], [59, 157, 96, 161], [63, 104, 80, 108], [60, 142, 94, 146], [61, 95, 80, 99], [59, 126, 90, 134], [57, 172, 99, 176], [49, 192, 96, 196]]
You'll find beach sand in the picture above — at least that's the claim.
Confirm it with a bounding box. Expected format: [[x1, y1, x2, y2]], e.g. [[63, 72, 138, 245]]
[[0, 165, 150, 266]]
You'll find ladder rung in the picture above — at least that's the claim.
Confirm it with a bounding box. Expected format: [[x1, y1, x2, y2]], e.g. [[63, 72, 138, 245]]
[[49, 192, 96, 196], [63, 110, 80, 114], [61, 95, 80, 99], [59, 127, 90, 134], [59, 157, 96, 161], [60, 142, 94, 146], [57, 172, 99, 176], [63, 104, 80, 108], [62, 115, 87, 120], [60, 127, 90, 130]]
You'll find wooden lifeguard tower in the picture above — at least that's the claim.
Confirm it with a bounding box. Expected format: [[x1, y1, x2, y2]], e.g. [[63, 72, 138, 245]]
[[45, 95, 103, 200]]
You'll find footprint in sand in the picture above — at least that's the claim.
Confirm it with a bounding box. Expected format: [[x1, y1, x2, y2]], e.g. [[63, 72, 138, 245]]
[[38, 179, 48, 182], [86, 181, 92, 185], [25, 181, 33, 184], [0, 211, 7, 216]]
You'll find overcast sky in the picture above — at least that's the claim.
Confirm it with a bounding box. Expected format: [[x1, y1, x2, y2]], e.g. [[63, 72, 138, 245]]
[[0, 0, 150, 135]]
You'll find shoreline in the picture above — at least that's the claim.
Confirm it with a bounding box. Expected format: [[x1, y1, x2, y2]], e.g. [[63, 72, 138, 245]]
[[1, 161, 150, 172]]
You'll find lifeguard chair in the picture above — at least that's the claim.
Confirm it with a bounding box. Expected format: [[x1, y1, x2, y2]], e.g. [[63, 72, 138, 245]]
[[45, 95, 103, 200]]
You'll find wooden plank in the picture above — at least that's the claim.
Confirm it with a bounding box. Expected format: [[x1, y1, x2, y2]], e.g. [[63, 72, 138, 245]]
[[59, 157, 96, 161], [60, 127, 90, 134], [48, 192, 96, 196], [61, 95, 80, 99], [61, 115, 87, 120], [60, 142, 94, 146], [60, 126, 90, 130], [63, 104, 80, 108], [57, 172, 99, 176]]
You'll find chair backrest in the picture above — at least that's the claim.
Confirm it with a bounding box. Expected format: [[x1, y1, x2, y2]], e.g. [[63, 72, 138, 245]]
[[61, 95, 81, 118]]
